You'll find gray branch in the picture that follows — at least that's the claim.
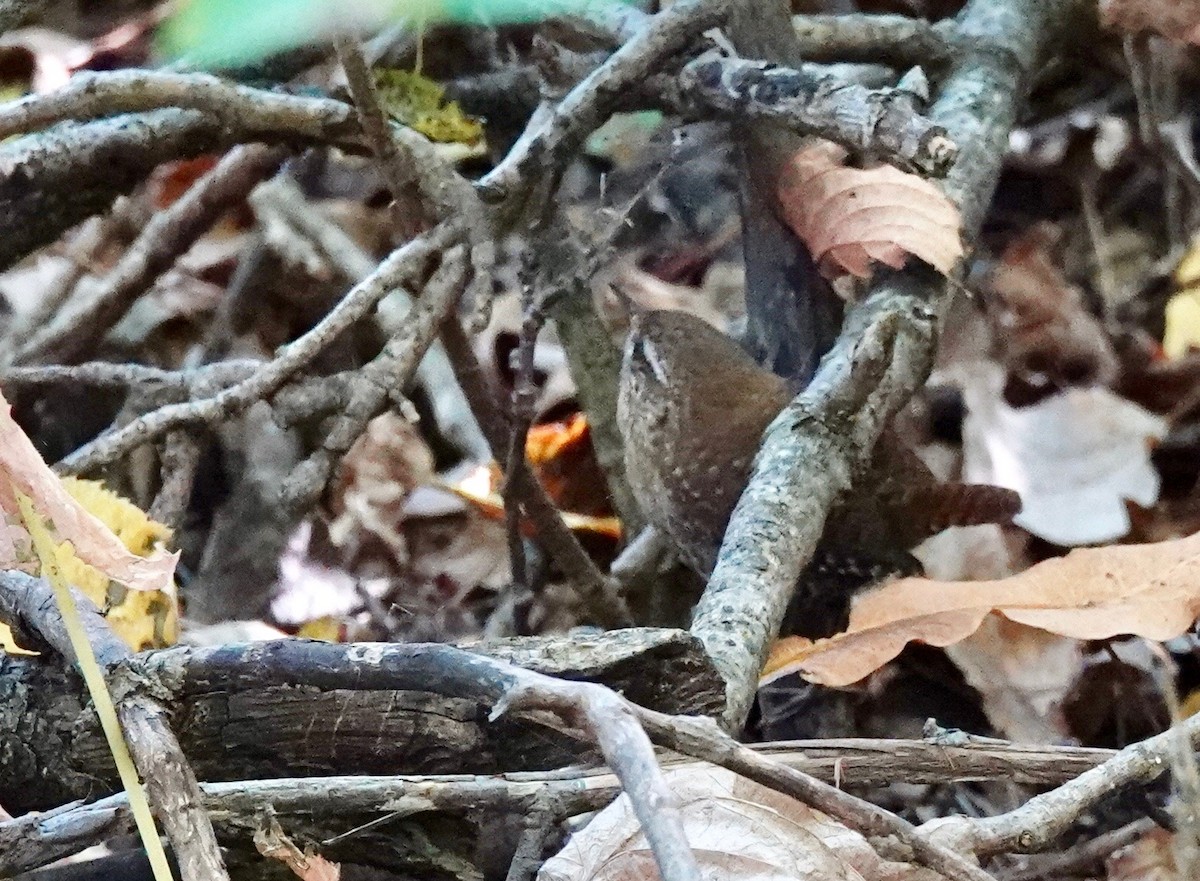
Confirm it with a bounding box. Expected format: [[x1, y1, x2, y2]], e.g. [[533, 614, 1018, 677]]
[[690, 0, 1077, 732], [0, 571, 229, 881], [791, 13, 955, 67], [678, 52, 957, 175]]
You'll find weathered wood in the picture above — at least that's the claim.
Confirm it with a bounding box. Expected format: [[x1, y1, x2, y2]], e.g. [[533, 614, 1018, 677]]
[[0, 628, 722, 813]]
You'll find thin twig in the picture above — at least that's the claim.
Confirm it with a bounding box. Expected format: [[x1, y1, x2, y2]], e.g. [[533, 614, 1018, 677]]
[[504, 796, 556, 881], [790, 13, 954, 67], [503, 292, 545, 594], [13, 145, 287, 366], [279, 248, 469, 512], [148, 431, 202, 532], [56, 224, 454, 474], [2, 359, 262, 392], [334, 37, 426, 239], [1000, 819, 1156, 881], [637, 709, 997, 881], [0, 69, 361, 144]]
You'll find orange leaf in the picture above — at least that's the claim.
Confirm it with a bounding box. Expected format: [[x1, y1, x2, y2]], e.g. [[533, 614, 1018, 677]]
[[254, 815, 340, 881], [443, 464, 622, 541], [777, 140, 963, 281], [763, 531, 1200, 687], [442, 413, 623, 540]]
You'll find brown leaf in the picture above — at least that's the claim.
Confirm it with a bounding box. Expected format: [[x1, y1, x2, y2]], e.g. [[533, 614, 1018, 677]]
[[328, 411, 435, 560], [777, 141, 962, 281], [983, 223, 1118, 396], [943, 617, 1080, 741], [538, 766, 944, 881], [763, 531, 1200, 687], [1107, 827, 1183, 881], [1100, 0, 1200, 44], [254, 815, 340, 881]]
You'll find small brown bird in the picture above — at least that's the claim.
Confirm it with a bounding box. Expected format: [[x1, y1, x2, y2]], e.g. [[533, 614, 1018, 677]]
[[617, 308, 1020, 637]]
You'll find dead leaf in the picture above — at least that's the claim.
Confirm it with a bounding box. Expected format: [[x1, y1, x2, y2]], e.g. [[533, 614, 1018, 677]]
[[405, 499, 512, 595], [983, 223, 1118, 394], [0, 390, 177, 594], [272, 521, 385, 627], [445, 419, 624, 541], [328, 411, 435, 562], [763, 530, 1200, 687], [944, 617, 1080, 741], [149, 156, 220, 209], [1100, 0, 1200, 44], [1107, 827, 1182, 881], [255, 814, 340, 881], [962, 361, 1165, 546], [539, 766, 944, 881], [777, 140, 962, 281]]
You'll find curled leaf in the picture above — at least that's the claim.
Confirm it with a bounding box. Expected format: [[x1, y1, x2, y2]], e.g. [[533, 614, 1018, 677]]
[[0, 391, 177, 595], [777, 140, 962, 281], [764, 530, 1200, 688]]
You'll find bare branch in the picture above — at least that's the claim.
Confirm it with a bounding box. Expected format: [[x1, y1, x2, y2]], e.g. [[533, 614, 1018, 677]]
[[56, 224, 455, 474], [678, 52, 956, 175], [690, 0, 1075, 732], [0, 69, 360, 145], [791, 13, 954, 67], [12, 144, 286, 366], [0, 572, 228, 881]]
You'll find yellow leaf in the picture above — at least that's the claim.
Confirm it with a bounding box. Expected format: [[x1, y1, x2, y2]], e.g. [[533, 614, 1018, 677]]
[[1163, 237, 1200, 358], [0, 477, 177, 653], [1163, 291, 1200, 358], [372, 69, 484, 145], [297, 616, 343, 643]]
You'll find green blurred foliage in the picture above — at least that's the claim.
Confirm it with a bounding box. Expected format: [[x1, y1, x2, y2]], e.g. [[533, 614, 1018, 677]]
[[161, 0, 631, 67]]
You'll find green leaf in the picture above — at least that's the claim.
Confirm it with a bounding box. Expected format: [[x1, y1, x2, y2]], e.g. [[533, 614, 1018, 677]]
[[160, 0, 632, 68]]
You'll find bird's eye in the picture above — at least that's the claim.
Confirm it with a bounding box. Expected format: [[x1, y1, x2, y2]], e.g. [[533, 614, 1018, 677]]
[[631, 335, 670, 386]]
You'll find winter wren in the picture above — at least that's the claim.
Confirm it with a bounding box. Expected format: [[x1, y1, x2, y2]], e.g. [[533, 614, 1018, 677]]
[[617, 308, 1021, 637], [618, 308, 790, 577]]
